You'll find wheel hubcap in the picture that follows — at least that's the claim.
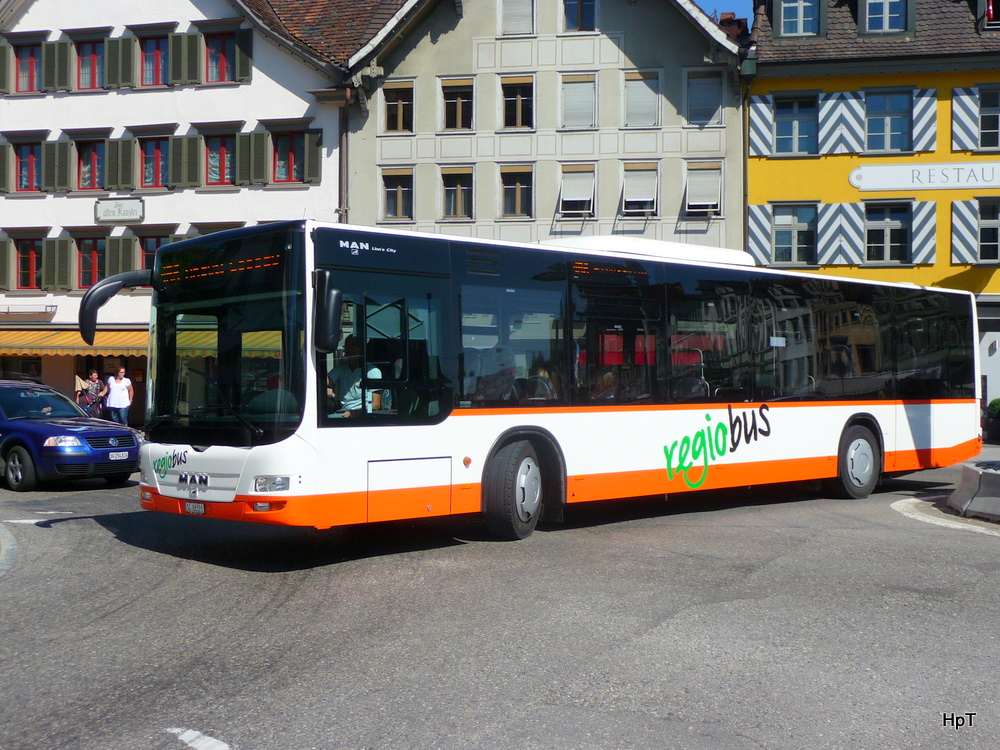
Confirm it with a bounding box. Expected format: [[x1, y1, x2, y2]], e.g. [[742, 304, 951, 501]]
[[515, 457, 542, 523], [846, 438, 874, 488]]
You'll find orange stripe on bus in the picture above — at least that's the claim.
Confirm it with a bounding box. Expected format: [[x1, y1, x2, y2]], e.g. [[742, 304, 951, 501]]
[[139, 436, 982, 528]]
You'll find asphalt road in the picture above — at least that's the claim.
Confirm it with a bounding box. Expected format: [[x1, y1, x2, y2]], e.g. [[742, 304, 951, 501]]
[[1, 451, 999, 750]]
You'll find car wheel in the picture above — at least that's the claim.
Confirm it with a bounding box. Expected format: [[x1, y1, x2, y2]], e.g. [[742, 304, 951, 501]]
[[5, 446, 37, 492], [835, 425, 880, 499]]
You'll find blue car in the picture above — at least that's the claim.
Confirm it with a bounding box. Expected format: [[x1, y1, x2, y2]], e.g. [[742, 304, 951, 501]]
[[0, 380, 140, 492]]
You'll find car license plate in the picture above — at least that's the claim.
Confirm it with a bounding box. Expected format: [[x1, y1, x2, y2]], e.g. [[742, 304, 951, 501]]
[[185, 502, 205, 515], [109, 451, 129, 460]]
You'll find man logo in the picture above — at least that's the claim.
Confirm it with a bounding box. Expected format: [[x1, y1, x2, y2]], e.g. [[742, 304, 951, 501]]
[[178, 472, 210, 487], [340, 240, 369, 256]]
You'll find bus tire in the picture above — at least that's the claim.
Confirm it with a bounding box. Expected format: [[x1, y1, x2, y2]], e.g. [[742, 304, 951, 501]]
[[835, 425, 880, 499], [484, 440, 542, 540]]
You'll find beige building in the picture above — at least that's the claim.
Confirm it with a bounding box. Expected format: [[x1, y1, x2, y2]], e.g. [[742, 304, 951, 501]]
[[342, 0, 746, 249]]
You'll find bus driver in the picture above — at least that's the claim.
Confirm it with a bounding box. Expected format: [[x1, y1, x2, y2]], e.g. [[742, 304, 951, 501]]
[[327, 334, 382, 417]]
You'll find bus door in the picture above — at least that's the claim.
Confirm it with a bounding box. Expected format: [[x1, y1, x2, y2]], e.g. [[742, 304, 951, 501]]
[[316, 268, 456, 521]]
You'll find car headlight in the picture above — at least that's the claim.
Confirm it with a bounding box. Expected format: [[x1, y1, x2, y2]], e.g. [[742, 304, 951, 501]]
[[43, 436, 83, 447]]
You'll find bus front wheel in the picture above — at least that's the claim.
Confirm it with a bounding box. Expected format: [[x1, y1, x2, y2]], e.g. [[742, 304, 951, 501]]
[[484, 441, 542, 540], [835, 425, 880, 499]]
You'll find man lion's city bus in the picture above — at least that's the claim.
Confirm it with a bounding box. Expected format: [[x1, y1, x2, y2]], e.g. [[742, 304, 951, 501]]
[[79, 221, 981, 539]]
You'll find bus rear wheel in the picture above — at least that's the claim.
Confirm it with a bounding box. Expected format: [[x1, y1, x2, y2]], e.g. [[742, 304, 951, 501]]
[[835, 425, 880, 499], [484, 441, 542, 540]]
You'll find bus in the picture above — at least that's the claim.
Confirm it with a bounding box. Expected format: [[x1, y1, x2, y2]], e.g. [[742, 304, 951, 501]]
[[79, 221, 981, 539]]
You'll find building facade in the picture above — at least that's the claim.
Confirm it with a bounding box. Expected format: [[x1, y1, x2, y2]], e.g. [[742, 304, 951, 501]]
[[343, 0, 746, 248], [0, 0, 346, 419], [745, 0, 1000, 402]]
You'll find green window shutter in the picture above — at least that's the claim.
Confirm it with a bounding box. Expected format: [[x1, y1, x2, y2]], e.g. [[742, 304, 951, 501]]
[[106, 137, 135, 190], [105, 37, 121, 88], [303, 130, 323, 183], [235, 28, 253, 82], [119, 36, 135, 88], [41, 238, 72, 290], [168, 234, 187, 244], [0, 44, 10, 95], [41, 141, 71, 192], [42, 40, 71, 91], [0, 143, 9, 194], [106, 236, 136, 275], [251, 131, 269, 183], [0, 238, 11, 290], [168, 34, 199, 85], [168, 134, 201, 188], [235, 133, 251, 185]]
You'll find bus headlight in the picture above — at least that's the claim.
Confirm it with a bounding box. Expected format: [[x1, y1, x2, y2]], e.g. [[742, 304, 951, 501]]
[[254, 475, 290, 492]]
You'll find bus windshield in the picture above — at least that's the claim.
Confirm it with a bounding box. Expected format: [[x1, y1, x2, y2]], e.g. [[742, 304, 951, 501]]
[[147, 224, 305, 446]]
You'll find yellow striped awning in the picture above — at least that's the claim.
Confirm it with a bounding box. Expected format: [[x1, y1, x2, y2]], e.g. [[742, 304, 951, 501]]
[[0, 330, 149, 357]]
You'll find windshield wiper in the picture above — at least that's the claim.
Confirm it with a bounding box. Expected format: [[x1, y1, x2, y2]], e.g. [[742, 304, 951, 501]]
[[219, 405, 264, 438]]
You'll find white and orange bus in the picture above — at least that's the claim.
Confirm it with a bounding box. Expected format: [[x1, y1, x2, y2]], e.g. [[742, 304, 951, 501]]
[[79, 221, 981, 539]]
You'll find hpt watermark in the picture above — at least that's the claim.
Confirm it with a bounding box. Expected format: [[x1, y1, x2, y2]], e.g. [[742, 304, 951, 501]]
[[942, 712, 977, 729]]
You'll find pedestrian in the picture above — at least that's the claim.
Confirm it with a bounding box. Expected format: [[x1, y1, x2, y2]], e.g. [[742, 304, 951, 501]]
[[77, 369, 107, 418], [105, 367, 134, 424]]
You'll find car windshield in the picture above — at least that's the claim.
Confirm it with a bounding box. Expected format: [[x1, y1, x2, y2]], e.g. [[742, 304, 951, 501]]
[[0, 389, 86, 420]]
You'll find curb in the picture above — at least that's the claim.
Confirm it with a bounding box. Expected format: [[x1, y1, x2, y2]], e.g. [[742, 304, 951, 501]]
[[0, 523, 18, 578]]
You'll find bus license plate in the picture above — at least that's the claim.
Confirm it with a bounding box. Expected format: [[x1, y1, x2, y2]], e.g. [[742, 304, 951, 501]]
[[185, 502, 205, 515], [109, 451, 128, 460]]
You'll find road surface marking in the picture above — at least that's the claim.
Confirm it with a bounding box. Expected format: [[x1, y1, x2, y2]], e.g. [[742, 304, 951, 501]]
[[891, 498, 1000, 538], [166, 727, 231, 750]]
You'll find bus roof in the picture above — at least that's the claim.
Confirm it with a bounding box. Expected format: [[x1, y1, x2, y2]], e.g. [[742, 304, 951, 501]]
[[540, 235, 757, 267]]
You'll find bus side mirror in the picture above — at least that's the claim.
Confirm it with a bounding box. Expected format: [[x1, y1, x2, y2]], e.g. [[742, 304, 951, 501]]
[[78, 269, 153, 345], [313, 269, 341, 353]]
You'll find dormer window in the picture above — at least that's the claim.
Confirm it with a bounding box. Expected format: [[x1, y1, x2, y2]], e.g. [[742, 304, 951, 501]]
[[781, 0, 819, 36], [863, 0, 910, 33]]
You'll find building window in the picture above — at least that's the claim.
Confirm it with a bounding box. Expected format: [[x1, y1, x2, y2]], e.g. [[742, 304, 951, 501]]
[[137, 138, 168, 188], [866, 203, 910, 262], [980, 200, 1000, 261], [14, 143, 41, 192], [14, 44, 41, 93], [773, 205, 817, 264], [685, 162, 722, 216], [623, 163, 658, 215], [443, 80, 474, 130], [981, 89, 1000, 149], [564, 0, 596, 31], [77, 237, 106, 288], [76, 40, 104, 90], [502, 77, 534, 129], [16, 238, 42, 289], [140, 236, 167, 269], [686, 71, 723, 126], [866, 91, 911, 152], [624, 71, 659, 127], [866, 0, 906, 32], [205, 32, 237, 83], [501, 167, 533, 217], [140, 37, 169, 86], [562, 74, 596, 128], [77, 141, 105, 190], [384, 84, 414, 133], [560, 164, 595, 216], [205, 135, 236, 185], [442, 168, 473, 219], [774, 97, 818, 154], [780, 0, 819, 35], [502, 0, 534, 34], [273, 132, 305, 182], [383, 169, 414, 220]]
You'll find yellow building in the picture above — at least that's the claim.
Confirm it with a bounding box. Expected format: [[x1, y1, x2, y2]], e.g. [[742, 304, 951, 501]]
[[745, 0, 1000, 401]]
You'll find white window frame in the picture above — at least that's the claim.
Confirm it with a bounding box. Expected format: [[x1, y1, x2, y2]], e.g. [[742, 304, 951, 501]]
[[865, 90, 912, 153], [561, 74, 597, 129], [773, 96, 818, 154], [624, 71, 660, 128], [500, 165, 534, 219], [381, 167, 414, 222], [865, 0, 906, 32], [560, 164, 595, 216], [684, 70, 724, 127], [622, 162, 658, 216], [865, 202, 911, 263], [980, 198, 1000, 261], [780, 0, 820, 36], [684, 161, 723, 216], [441, 166, 474, 221], [772, 204, 818, 265], [981, 88, 1000, 150], [441, 78, 474, 132]]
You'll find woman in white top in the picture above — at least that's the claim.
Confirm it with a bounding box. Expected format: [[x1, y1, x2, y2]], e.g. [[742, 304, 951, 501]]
[[105, 367, 134, 424]]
